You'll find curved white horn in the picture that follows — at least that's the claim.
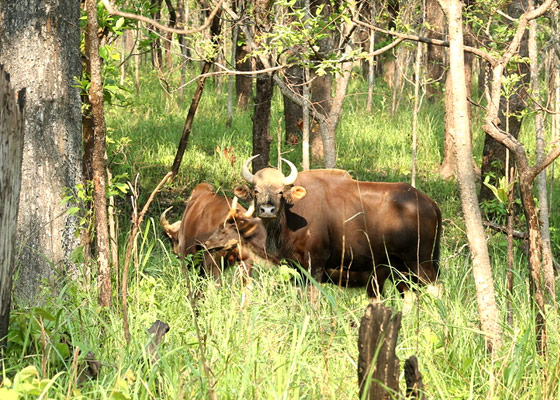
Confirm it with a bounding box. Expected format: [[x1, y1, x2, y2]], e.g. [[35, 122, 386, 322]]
[[159, 206, 174, 230], [241, 154, 260, 184], [281, 158, 298, 185], [243, 202, 255, 218], [230, 196, 239, 211]]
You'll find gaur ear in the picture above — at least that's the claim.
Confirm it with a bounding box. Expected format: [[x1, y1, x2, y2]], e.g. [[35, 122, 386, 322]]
[[285, 186, 306, 204], [234, 185, 252, 200]]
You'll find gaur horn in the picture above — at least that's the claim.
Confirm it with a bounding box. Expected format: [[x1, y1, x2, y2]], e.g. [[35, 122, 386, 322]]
[[243, 202, 255, 218], [160, 206, 174, 231], [241, 154, 260, 184], [281, 158, 298, 185]]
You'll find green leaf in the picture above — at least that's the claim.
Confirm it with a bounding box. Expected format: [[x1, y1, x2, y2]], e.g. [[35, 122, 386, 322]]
[[67, 207, 81, 216], [115, 17, 125, 30]]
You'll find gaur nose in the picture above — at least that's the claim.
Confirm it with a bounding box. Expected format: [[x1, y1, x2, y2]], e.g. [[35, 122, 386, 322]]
[[259, 204, 275, 216]]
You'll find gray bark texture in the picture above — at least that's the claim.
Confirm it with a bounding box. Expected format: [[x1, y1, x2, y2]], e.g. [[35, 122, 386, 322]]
[[0, 67, 25, 347], [0, 0, 83, 304]]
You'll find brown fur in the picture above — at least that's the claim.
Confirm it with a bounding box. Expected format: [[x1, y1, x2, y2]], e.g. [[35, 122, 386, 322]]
[[237, 164, 442, 298]]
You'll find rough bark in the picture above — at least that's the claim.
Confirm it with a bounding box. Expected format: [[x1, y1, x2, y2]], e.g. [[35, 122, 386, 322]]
[[439, 0, 503, 353], [86, 0, 112, 307], [0, 68, 25, 348], [0, 0, 83, 305], [358, 303, 402, 399], [309, 0, 334, 164]]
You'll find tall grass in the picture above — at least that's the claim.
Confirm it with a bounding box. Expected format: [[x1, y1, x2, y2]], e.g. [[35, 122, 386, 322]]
[[3, 65, 560, 399]]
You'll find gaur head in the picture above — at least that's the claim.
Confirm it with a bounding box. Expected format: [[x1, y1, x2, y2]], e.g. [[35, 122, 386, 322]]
[[204, 198, 259, 252], [235, 155, 307, 219]]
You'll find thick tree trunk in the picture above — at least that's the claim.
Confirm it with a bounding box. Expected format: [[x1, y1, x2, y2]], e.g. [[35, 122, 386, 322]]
[[440, 0, 503, 353], [86, 0, 112, 307], [0, 68, 25, 348], [0, 0, 83, 305]]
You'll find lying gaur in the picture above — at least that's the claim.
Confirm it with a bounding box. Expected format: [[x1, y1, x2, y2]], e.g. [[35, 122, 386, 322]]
[[160, 182, 253, 280]]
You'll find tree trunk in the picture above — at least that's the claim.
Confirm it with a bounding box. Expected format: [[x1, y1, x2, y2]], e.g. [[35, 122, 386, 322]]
[[439, 0, 503, 353], [480, 0, 530, 205], [164, 0, 177, 70], [439, 74, 456, 179], [282, 64, 304, 145], [251, 60, 274, 171], [0, 68, 25, 348], [86, 0, 112, 307], [150, 0, 163, 69], [235, 1, 253, 110], [177, 0, 188, 104], [250, 0, 274, 172], [0, 0, 83, 305], [529, 14, 554, 279], [171, 9, 222, 177], [425, 0, 446, 99]]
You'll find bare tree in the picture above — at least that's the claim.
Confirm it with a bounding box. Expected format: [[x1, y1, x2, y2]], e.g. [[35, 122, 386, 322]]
[[0, 0, 83, 304]]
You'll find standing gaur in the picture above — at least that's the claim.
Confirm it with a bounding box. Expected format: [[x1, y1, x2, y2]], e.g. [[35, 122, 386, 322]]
[[233, 155, 442, 299]]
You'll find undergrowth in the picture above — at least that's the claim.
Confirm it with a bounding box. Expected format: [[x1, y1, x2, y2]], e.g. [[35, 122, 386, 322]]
[[3, 64, 560, 399]]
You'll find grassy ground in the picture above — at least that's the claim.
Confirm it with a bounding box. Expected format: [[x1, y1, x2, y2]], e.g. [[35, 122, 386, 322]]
[[3, 65, 560, 399]]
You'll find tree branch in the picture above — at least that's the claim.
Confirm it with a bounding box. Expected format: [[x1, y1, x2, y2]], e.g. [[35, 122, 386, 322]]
[[353, 18, 498, 66], [100, 0, 223, 35]]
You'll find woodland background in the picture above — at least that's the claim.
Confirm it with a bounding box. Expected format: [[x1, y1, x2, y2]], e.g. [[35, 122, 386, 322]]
[[0, 0, 560, 398]]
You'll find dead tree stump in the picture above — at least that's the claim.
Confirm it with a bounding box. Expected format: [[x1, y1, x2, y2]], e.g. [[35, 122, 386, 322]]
[[358, 303, 425, 399], [358, 303, 402, 399], [404, 355, 425, 400], [0, 65, 25, 349]]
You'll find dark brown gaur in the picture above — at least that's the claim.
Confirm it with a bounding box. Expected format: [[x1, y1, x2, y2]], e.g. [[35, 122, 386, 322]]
[[235, 155, 442, 298]]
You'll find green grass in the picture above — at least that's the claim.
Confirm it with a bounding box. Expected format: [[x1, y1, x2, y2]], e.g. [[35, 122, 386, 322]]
[[3, 64, 560, 399]]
